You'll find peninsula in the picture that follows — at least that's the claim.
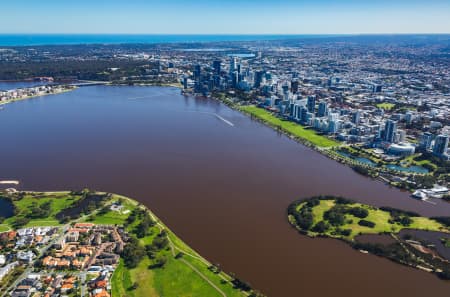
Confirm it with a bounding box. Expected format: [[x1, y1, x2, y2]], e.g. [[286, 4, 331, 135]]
[[0, 84, 76, 106], [287, 196, 450, 279], [0, 190, 263, 297]]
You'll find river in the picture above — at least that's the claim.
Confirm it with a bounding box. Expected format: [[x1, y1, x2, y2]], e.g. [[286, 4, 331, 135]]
[[0, 85, 448, 296]]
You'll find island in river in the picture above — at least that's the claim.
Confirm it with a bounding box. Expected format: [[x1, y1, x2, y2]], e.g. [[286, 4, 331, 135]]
[[287, 196, 450, 279], [0, 190, 262, 297]]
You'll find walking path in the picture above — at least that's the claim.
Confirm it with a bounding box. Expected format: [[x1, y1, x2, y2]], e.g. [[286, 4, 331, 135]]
[[144, 203, 231, 297]]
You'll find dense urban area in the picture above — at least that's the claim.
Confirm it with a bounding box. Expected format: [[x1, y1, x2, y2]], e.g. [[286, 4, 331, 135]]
[[1, 36, 449, 201]]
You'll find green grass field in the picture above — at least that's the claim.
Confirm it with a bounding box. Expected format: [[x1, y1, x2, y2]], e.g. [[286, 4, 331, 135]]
[[401, 154, 438, 171], [376, 103, 396, 110], [84, 198, 135, 225], [3, 192, 80, 228], [111, 259, 134, 297], [0, 224, 11, 232], [85, 195, 248, 297], [291, 199, 448, 240], [240, 105, 339, 148]]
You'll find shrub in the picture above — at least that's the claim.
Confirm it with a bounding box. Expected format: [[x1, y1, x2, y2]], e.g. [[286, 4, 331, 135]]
[[292, 207, 314, 231], [337, 228, 352, 236], [324, 205, 347, 226], [431, 217, 450, 228], [312, 221, 330, 233], [358, 220, 376, 228], [348, 207, 369, 218]]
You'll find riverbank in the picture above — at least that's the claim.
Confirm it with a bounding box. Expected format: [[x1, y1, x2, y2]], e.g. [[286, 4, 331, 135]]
[[0, 85, 76, 106], [0, 190, 261, 297], [239, 105, 338, 148], [207, 93, 445, 194], [287, 196, 450, 279]]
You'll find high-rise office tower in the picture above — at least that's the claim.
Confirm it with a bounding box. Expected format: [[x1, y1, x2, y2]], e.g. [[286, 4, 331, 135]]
[[384, 120, 397, 143], [352, 110, 361, 125], [213, 60, 221, 75], [291, 80, 299, 94], [254, 70, 264, 88], [230, 57, 238, 74], [433, 134, 449, 156], [282, 84, 289, 101], [307, 96, 316, 113], [419, 132, 433, 151], [373, 84, 383, 93], [231, 71, 239, 88], [193, 65, 201, 81], [328, 120, 340, 134], [317, 101, 329, 117]]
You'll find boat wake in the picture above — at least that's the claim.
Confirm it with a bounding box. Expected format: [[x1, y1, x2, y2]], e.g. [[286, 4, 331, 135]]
[[128, 94, 163, 100], [184, 110, 234, 127]]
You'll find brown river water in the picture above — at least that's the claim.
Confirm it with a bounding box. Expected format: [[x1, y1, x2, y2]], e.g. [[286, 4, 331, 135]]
[[0, 86, 448, 296]]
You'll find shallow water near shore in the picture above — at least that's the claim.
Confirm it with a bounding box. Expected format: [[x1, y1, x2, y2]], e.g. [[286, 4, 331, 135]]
[[0, 85, 449, 296]]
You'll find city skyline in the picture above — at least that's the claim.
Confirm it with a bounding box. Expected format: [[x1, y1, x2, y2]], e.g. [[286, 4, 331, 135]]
[[2, 0, 450, 34]]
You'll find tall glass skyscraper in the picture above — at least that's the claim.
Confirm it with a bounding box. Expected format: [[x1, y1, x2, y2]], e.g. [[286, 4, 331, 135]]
[[384, 119, 397, 143], [433, 134, 449, 156]]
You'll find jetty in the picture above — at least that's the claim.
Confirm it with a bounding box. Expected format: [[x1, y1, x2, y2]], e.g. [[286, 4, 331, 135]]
[[0, 180, 19, 185]]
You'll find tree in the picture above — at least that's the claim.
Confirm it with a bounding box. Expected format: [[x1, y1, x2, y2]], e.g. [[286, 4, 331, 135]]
[[348, 207, 369, 219], [294, 210, 313, 230], [324, 206, 347, 226], [154, 255, 167, 268], [312, 221, 330, 233], [121, 238, 145, 268], [151, 233, 169, 251], [358, 220, 376, 228]]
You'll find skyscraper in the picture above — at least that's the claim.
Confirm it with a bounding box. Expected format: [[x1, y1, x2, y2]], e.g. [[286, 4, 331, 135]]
[[419, 132, 434, 151], [213, 60, 221, 75], [291, 80, 299, 94], [384, 119, 397, 143], [328, 120, 340, 134], [230, 57, 238, 74], [307, 96, 316, 113], [193, 64, 201, 81], [317, 101, 329, 117], [373, 84, 383, 93], [282, 84, 289, 101], [299, 106, 308, 123], [254, 70, 264, 88], [231, 71, 239, 88], [433, 134, 449, 156], [352, 110, 361, 125]]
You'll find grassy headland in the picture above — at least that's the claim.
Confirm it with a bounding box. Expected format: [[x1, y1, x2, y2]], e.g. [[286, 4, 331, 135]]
[[0, 191, 262, 297]]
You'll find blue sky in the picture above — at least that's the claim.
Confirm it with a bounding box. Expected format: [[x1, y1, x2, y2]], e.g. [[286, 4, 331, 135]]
[[2, 0, 450, 34]]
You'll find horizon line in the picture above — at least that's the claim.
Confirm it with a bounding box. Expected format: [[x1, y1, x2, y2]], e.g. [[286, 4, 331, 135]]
[[1, 33, 450, 35]]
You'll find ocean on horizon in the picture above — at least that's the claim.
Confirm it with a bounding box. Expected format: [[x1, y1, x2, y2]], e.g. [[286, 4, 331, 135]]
[[0, 34, 330, 46]]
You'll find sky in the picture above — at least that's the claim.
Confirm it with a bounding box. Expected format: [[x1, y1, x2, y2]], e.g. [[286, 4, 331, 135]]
[[1, 0, 450, 34]]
